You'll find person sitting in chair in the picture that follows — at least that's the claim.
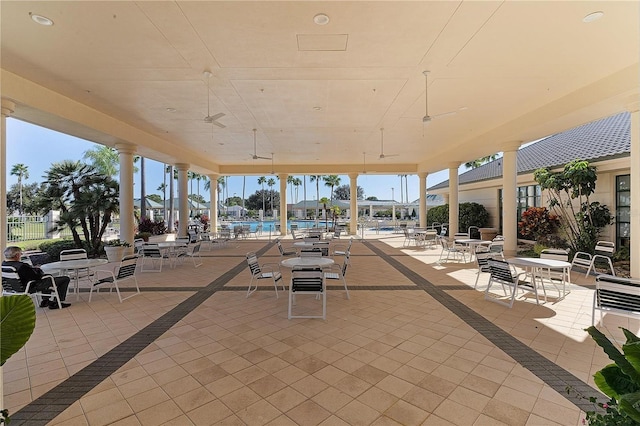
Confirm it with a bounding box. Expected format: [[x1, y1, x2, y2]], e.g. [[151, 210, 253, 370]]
[[3, 246, 71, 309]]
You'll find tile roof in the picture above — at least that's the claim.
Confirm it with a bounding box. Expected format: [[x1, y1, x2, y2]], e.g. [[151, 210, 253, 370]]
[[429, 112, 631, 190]]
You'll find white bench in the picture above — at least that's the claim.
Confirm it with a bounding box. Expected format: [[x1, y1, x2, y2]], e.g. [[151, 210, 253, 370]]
[[593, 274, 640, 325]]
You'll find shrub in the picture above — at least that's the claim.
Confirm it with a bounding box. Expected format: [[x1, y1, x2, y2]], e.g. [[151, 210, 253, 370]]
[[39, 240, 80, 261], [137, 218, 167, 235], [518, 207, 560, 242], [427, 203, 490, 233]]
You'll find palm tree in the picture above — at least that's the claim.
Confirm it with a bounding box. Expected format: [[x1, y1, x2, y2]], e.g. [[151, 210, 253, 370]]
[[323, 175, 341, 203], [465, 155, 498, 169], [303, 175, 307, 220], [217, 176, 226, 216], [319, 197, 330, 230], [309, 175, 325, 220], [293, 177, 302, 203], [82, 146, 119, 177], [257, 176, 267, 214], [405, 175, 409, 204], [140, 157, 146, 220], [287, 176, 295, 218], [267, 177, 276, 216], [242, 175, 246, 217], [10, 163, 29, 214]]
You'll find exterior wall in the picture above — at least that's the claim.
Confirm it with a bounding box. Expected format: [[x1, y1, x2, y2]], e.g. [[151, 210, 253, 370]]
[[438, 157, 630, 242]]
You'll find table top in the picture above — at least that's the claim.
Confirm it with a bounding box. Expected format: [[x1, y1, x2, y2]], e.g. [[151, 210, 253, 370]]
[[507, 257, 571, 269], [281, 257, 335, 268], [455, 239, 491, 244], [41, 258, 109, 270], [157, 241, 188, 248], [293, 241, 316, 247]]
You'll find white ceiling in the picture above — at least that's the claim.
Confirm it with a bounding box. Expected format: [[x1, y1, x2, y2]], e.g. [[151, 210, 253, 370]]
[[1, 1, 638, 177]]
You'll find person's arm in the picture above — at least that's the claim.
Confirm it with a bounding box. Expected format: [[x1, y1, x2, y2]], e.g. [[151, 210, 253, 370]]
[[17, 263, 44, 283]]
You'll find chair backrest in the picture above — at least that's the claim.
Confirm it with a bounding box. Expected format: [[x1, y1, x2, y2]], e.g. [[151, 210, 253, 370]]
[[275, 239, 285, 255], [540, 248, 569, 261], [300, 248, 322, 257], [141, 244, 162, 257], [488, 259, 516, 284], [468, 226, 481, 239], [133, 239, 145, 253], [304, 236, 320, 242], [594, 241, 615, 257], [60, 248, 88, 261], [190, 242, 202, 254], [175, 237, 190, 245], [475, 252, 493, 269], [291, 269, 324, 293], [2, 265, 24, 293], [187, 230, 198, 243], [454, 233, 469, 239], [346, 238, 354, 251], [116, 256, 138, 279], [439, 226, 448, 237], [246, 252, 261, 275], [313, 242, 330, 256]]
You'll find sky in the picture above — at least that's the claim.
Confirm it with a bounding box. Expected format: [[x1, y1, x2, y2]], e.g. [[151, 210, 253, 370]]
[[5, 118, 457, 203]]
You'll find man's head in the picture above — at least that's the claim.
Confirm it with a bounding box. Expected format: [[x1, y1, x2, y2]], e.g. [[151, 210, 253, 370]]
[[3, 246, 23, 261]]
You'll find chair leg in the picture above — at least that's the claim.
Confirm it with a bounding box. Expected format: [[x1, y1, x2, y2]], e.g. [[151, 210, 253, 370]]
[[342, 275, 350, 299], [247, 276, 257, 298], [272, 277, 279, 299]]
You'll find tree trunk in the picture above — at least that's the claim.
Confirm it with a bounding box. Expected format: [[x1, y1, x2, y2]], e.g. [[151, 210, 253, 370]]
[[140, 157, 146, 221]]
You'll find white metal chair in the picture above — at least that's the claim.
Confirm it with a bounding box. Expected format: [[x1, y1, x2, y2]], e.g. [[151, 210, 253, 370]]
[[89, 255, 140, 303], [139, 243, 165, 272], [276, 238, 297, 258], [324, 253, 350, 299], [572, 241, 616, 277], [176, 242, 203, 268], [2, 265, 63, 309], [473, 251, 503, 289], [60, 248, 94, 285], [300, 248, 323, 257], [438, 238, 466, 263], [312, 242, 330, 256], [403, 228, 419, 247], [485, 259, 541, 308], [537, 248, 571, 298], [332, 238, 353, 258], [246, 252, 284, 298], [288, 267, 326, 320]]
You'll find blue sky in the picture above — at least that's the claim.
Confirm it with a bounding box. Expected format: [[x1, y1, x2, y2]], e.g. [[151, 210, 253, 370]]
[[6, 118, 453, 202]]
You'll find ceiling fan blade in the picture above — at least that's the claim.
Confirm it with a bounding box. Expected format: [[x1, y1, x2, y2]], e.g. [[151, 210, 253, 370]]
[[212, 120, 226, 128], [209, 112, 225, 121], [379, 153, 399, 159]]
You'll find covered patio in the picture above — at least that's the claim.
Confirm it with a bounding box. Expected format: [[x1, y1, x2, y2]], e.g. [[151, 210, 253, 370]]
[[3, 233, 632, 425]]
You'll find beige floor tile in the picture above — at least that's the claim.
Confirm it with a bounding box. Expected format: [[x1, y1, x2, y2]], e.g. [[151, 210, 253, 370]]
[[248, 374, 288, 398], [290, 374, 330, 398], [266, 386, 308, 413], [286, 400, 331, 426], [172, 387, 216, 412], [236, 399, 282, 426], [334, 374, 372, 398], [219, 385, 262, 412], [336, 399, 382, 425], [384, 399, 429, 425], [376, 375, 414, 398], [312, 386, 354, 412], [433, 399, 480, 426], [357, 386, 399, 412], [186, 399, 234, 425]]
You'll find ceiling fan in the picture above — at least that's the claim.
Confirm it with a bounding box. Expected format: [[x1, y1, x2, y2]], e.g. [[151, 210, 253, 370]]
[[362, 152, 367, 174], [203, 71, 226, 128], [378, 128, 398, 159], [422, 70, 467, 125], [250, 128, 271, 160]]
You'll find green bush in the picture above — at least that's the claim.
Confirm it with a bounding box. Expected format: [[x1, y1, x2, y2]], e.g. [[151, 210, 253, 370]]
[[39, 240, 80, 261], [428, 203, 490, 233]]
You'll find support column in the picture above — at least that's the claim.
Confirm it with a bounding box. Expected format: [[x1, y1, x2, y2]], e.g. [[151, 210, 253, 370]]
[[349, 173, 358, 235], [175, 163, 190, 236], [116, 143, 136, 245], [502, 141, 522, 257], [448, 162, 460, 236], [418, 172, 428, 228], [628, 102, 640, 278], [1, 100, 15, 251], [279, 174, 288, 235], [209, 173, 219, 234]]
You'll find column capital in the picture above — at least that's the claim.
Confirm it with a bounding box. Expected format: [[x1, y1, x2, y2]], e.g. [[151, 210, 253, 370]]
[[175, 163, 190, 171], [418, 172, 428, 179], [1, 99, 15, 117], [208, 173, 219, 180], [348, 173, 358, 180], [500, 140, 522, 152], [115, 143, 136, 154], [278, 173, 288, 180], [448, 161, 461, 170]]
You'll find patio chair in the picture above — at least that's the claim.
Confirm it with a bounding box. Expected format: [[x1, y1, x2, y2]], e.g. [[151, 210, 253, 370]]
[[537, 249, 571, 296], [403, 228, 419, 247], [300, 248, 323, 257], [312, 242, 330, 256], [246, 252, 284, 298], [473, 251, 503, 289], [176, 242, 203, 268], [485, 259, 542, 308], [60, 248, 94, 285], [187, 229, 198, 243], [139, 243, 165, 272], [2, 265, 63, 309], [324, 253, 350, 299], [572, 241, 615, 277], [289, 267, 326, 320], [89, 255, 140, 303], [276, 238, 297, 258], [326, 229, 342, 240], [291, 229, 305, 240], [133, 238, 145, 254], [438, 238, 466, 263], [332, 238, 353, 258]]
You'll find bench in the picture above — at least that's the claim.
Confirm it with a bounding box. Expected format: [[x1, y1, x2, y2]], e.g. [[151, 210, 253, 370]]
[[593, 274, 640, 325]]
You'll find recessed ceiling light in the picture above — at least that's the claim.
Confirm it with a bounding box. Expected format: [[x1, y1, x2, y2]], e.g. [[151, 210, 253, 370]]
[[313, 13, 330, 25], [165, 108, 176, 113], [583, 11, 604, 23], [313, 106, 323, 111], [30, 13, 54, 26]]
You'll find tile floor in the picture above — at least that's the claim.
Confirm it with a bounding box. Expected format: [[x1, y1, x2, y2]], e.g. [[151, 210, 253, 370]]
[[3, 233, 638, 425]]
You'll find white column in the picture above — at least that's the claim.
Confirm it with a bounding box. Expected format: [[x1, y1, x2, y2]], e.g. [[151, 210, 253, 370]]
[[418, 172, 428, 228], [1, 100, 15, 251], [175, 163, 190, 236], [349, 173, 358, 235], [502, 141, 522, 257], [448, 162, 460, 237], [116, 143, 136, 245], [209, 173, 219, 234], [279, 174, 288, 235], [628, 102, 639, 278]]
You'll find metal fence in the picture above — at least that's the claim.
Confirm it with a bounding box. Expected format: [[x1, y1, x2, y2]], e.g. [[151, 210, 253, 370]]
[[7, 215, 119, 242]]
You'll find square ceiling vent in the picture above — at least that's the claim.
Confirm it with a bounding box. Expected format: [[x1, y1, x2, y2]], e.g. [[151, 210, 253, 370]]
[[297, 34, 348, 51]]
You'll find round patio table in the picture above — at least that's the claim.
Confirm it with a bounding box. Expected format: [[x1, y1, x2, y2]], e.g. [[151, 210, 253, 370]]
[[42, 258, 109, 300], [281, 257, 334, 269]]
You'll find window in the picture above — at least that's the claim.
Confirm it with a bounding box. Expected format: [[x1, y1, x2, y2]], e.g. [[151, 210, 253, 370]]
[[499, 184, 542, 233], [616, 175, 630, 249]]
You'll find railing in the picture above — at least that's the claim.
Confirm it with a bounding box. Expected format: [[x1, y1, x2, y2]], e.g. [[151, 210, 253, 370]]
[[7, 215, 120, 242]]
